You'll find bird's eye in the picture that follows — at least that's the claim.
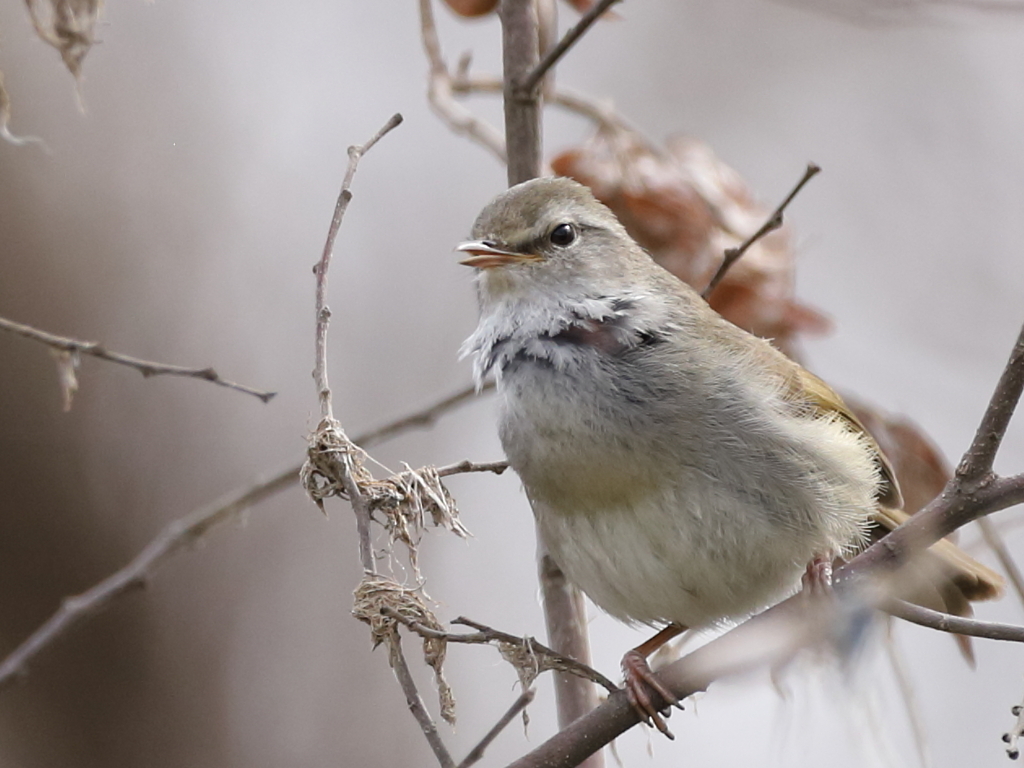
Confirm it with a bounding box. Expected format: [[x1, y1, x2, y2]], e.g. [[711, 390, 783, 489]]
[[549, 223, 576, 247]]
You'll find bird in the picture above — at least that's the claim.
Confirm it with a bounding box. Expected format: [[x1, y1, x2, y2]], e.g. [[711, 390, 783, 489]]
[[457, 176, 1003, 734]]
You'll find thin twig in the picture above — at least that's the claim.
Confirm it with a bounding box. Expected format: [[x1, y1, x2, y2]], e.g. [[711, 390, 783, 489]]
[[886, 599, 1024, 642], [436, 459, 509, 477], [312, 113, 404, 419], [0, 466, 297, 691], [419, 0, 507, 164], [976, 517, 1024, 612], [0, 380, 489, 696], [702, 163, 821, 300], [458, 688, 536, 768], [955, 318, 1024, 480], [383, 608, 618, 693], [517, 0, 621, 97], [389, 630, 457, 768], [357, 381, 493, 447], [0, 314, 276, 404]]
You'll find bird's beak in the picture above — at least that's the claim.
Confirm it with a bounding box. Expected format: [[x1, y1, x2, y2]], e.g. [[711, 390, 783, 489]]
[[456, 241, 542, 269]]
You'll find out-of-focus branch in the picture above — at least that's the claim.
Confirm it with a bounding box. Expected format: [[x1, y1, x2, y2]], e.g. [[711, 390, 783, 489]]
[[0, 377, 490, 695], [0, 465, 297, 691], [419, 0, 507, 163], [885, 599, 1024, 642], [702, 163, 821, 300], [976, 516, 1024, 611], [0, 314, 276, 405]]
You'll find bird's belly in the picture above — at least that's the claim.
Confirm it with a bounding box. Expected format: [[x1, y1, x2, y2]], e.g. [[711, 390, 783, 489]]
[[534, 483, 815, 628]]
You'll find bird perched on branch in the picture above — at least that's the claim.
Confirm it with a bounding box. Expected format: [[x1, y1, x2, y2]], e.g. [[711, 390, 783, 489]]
[[458, 176, 1003, 735]]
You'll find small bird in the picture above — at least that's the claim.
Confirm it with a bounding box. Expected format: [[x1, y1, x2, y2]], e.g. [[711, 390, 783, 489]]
[[458, 177, 1002, 733]]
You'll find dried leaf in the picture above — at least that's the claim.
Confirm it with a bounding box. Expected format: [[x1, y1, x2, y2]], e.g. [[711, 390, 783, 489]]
[[51, 348, 79, 412], [24, 0, 104, 81], [352, 576, 456, 724]]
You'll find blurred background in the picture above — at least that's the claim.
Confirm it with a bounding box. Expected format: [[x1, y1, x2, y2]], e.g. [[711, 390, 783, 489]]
[[1, 1, 1023, 766]]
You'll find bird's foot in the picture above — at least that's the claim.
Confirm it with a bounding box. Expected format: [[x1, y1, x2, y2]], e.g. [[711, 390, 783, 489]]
[[621, 649, 683, 739], [801, 554, 834, 596]]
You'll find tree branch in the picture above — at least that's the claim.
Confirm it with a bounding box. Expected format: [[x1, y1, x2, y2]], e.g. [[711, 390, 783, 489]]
[[0, 465, 297, 691], [0, 380, 489, 695], [389, 629, 457, 768], [0, 314, 276, 405], [517, 0, 621, 97], [701, 162, 821, 300], [955, 318, 1024, 480], [500, 0, 543, 185], [419, 0, 507, 163], [886, 599, 1024, 642], [313, 113, 403, 420]]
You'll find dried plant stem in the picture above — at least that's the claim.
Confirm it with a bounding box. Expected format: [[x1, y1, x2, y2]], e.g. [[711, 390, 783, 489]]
[[0, 314, 276, 403], [702, 162, 821, 300], [312, 113, 403, 419]]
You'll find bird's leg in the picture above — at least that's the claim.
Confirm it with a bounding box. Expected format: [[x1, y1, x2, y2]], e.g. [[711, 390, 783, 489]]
[[621, 623, 686, 738], [801, 554, 833, 595]]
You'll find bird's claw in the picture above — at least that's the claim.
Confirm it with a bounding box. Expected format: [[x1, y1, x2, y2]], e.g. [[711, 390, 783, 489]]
[[621, 649, 683, 739]]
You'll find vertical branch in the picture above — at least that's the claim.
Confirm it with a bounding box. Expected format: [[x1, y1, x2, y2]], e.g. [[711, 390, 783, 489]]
[[498, 2, 601, 756], [499, 0, 542, 185]]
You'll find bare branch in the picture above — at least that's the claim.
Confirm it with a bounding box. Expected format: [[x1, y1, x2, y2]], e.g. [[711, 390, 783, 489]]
[[0, 314, 276, 404], [0, 465, 297, 691], [886, 599, 1024, 642], [458, 688, 536, 768], [702, 163, 821, 300], [419, 0, 507, 163], [500, 0, 543, 185], [436, 459, 509, 477], [518, 0, 621, 97], [955, 318, 1024, 480], [357, 381, 493, 447], [389, 629, 457, 768], [313, 113, 403, 419]]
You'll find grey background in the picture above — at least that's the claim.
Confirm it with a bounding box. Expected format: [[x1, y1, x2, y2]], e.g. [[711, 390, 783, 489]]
[[0, 1, 1022, 766]]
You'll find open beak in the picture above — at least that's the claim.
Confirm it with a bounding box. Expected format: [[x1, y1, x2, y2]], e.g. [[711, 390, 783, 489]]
[[456, 241, 541, 269]]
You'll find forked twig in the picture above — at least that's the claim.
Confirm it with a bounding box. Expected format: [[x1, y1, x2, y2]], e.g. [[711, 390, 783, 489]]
[[702, 163, 821, 300], [517, 0, 622, 96]]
